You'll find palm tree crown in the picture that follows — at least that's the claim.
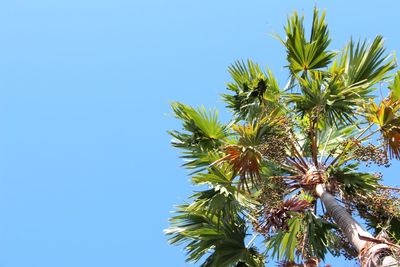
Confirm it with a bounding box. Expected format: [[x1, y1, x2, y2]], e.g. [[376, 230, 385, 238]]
[[166, 8, 400, 267]]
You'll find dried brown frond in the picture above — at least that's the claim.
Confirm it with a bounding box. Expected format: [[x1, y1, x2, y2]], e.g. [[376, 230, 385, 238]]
[[217, 145, 262, 191], [303, 257, 319, 267], [254, 195, 311, 235], [365, 99, 400, 159]]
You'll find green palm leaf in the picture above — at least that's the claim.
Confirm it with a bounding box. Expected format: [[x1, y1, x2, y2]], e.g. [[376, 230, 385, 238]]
[[223, 60, 281, 120], [317, 124, 356, 158], [166, 203, 263, 266], [280, 8, 335, 76], [169, 102, 228, 171], [341, 36, 395, 88], [329, 163, 380, 195], [266, 217, 302, 262], [288, 71, 373, 124]]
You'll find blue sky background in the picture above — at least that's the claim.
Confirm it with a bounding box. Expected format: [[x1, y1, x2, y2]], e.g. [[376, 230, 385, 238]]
[[0, 0, 399, 266]]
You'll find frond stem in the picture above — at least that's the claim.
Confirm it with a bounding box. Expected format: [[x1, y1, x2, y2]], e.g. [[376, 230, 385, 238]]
[[319, 127, 333, 164], [246, 233, 259, 248], [354, 123, 373, 141], [309, 114, 319, 167], [358, 128, 381, 143], [289, 143, 309, 169], [287, 157, 307, 174]]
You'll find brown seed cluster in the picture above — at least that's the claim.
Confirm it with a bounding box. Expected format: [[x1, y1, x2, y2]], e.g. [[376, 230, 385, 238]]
[[251, 181, 287, 237], [257, 133, 289, 164], [352, 143, 390, 167], [353, 189, 400, 221]]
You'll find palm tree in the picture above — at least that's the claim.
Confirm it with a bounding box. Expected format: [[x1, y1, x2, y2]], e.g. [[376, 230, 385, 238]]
[[165, 8, 400, 267]]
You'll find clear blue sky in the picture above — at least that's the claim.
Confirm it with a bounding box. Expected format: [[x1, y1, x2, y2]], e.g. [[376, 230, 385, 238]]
[[0, 1, 399, 266]]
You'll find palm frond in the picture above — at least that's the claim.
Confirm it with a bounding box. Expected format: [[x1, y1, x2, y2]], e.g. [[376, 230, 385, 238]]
[[170, 102, 227, 146], [257, 196, 311, 234], [365, 99, 400, 159], [288, 71, 373, 125], [223, 60, 282, 120], [341, 36, 396, 88], [217, 114, 288, 190], [280, 8, 335, 76], [266, 217, 302, 262], [303, 212, 336, 261], [180, 151, 222, 173], [317, 124, 356, 159], [166, 204, 264, 266], [329, 163, 380, 195], [187, 183, 256, 222], [192, 165, 234, 185], [266, 212, 337, 262], [169, 102, 228, 171], [187, 187, 240, 221], [220, 145, 262, 191]]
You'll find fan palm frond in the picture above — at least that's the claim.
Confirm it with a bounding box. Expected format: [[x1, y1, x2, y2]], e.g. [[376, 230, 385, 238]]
[[223, 60, 282, 120], [217, 114, 288, 190], [257, 196, 311, 234], [329, 163, 380, 195], [266, 212, 336, 263], [170, 102, 227, 148], [186, 182, 256, 221], [266, 217, 302, 262], [341, 36, 395, 88], [280, 8, 335, 76], [192, 165, 234, 185], [317, 124, 356, 159], [303, 212, 336, 261], [365, 99, 400, 159], [166, 204, 264, 267], [289, 71, 373, 125], [169, 102, 228, 171], [220, 145, 262, 190]]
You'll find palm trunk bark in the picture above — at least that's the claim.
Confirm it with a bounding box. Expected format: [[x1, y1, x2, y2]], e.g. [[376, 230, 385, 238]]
[[315, 184, 399, 266], [315, 184, 371, 252]]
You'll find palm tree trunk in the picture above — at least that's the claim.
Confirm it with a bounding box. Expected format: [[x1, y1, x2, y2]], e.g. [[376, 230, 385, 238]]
[[315, 184, 399, 266], [315, 184, 371, 252]]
